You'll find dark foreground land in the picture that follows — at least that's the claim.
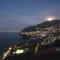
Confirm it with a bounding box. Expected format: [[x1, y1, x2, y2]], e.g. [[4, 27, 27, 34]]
[[1, 44, 60, 60]]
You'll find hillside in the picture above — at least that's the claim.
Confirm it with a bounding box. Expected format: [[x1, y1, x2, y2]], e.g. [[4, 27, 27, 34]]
[[21, 19, 60, 32]]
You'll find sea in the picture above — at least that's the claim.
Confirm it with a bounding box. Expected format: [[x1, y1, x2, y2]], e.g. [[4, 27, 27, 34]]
[[0, 32, 20, 54]]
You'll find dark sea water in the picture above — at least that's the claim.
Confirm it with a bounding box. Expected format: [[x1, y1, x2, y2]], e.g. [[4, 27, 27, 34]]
[[0, 32, 20, 54]]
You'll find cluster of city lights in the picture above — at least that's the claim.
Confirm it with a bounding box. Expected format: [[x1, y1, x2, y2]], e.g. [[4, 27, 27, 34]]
[[13, 49, 24, 54]]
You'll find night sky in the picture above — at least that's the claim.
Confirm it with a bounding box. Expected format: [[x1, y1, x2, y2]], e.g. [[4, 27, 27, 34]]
[[0, 0, 60, 32]]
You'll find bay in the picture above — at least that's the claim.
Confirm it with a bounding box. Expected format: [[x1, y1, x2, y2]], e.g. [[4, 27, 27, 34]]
[[0, 32, 20, 54]]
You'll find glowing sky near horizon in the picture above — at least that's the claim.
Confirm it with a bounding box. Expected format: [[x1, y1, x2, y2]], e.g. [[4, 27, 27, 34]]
[[0, 0, 60, 32]]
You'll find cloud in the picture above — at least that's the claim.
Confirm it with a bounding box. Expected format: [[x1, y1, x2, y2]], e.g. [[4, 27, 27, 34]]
[[0, 13, 31, 32], [0, 0, 60, 32]]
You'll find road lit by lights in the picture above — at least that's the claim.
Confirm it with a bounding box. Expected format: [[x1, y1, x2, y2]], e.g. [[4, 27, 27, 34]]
[[2, 47, 12, 59]]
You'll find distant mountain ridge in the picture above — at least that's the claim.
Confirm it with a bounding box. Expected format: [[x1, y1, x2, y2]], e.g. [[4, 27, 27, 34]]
[[21, 19, 60, 32]]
